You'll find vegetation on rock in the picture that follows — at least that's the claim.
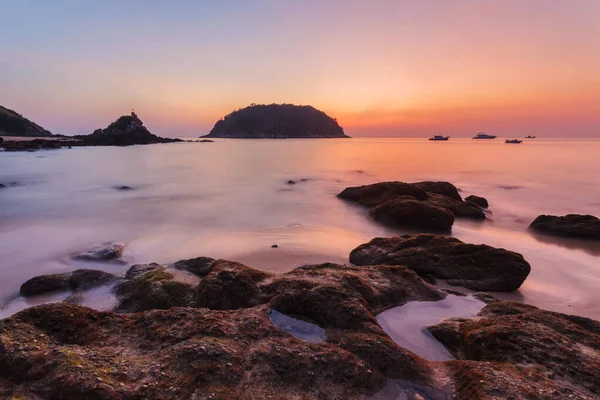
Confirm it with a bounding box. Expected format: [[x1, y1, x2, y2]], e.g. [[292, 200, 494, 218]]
[[204, 103, 348, 138]]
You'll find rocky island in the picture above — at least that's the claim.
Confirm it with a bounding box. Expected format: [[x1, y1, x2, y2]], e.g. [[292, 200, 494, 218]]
[[202, 103, 349, 139], [1, 111, 180, 151]]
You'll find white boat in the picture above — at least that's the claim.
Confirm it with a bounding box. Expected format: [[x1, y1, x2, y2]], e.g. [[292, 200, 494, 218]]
[[429, 134, 449, 141], [472, 132, 497, 139]]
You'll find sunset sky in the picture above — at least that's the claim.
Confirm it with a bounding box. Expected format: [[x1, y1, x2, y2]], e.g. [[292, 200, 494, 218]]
[[2, 0, 599, 137]]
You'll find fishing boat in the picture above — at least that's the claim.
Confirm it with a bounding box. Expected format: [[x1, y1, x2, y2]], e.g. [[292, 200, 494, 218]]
[[505, 139, 522, 144], [472, 132, 497, 139], [429, 134, 449, 141]]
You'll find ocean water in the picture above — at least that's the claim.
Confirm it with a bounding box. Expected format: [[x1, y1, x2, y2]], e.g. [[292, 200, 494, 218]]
[[1, 138, 599, 319]]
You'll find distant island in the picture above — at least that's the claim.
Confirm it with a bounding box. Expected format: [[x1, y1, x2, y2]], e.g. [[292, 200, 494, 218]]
[[202, 103, 349, 139], [0, 106, 53, 137], [1, 110, 181, 151], [73, 111, 180, 146]]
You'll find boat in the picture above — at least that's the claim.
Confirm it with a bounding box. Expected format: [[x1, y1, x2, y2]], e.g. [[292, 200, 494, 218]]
[[472, 131, 497, 139], [505, 139, 522, 144], [429, 134, 449, 141], [526, 135, 536, 138]]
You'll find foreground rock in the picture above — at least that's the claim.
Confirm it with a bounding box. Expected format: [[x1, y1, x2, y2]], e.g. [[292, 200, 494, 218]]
[[530, 214, 600, 240], [338, 181, 485, 232], [3, 261, 445, 399], [465, 194, 488, 209], [428, 301, 600, 399], [20, 269, 116, 296], [350, 234, 531, 292], [72, 243, 125, 263], [6, 258, 598, 399], [114, 266, 195, 313]]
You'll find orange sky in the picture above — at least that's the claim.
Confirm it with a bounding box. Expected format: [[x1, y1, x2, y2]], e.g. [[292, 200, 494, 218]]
[[2, 0, 599, 137]]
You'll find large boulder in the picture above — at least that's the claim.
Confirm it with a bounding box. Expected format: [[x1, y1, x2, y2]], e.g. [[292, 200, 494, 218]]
[[429, 301, 600, 398], [412, 181, 462, 201], [338, 181, 486, 232], [20, 269, 117, 296], [465, 194, 489, 209], [193, 260, 271, 310], [170, 256, 215, 277], [350, 234, 530, 292], [72, 243, 125, 263], [114, 266, 195, 313], [530, 214, 600, 240], [369, 198, 455, 232]]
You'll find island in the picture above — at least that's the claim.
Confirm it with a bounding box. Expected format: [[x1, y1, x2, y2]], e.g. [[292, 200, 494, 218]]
[[73, 111, 180, 146], [0, 106, 53, 137], [202, 103, 349, 139], [1, 110, 180, 151]]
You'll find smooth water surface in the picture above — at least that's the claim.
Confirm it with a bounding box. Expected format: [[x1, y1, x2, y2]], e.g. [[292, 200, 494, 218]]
[[376, 295, 485, 361], [1, 138, 599, 318]]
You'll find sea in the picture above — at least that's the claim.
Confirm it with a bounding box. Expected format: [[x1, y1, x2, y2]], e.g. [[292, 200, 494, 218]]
[[1, 138, 599, 320]]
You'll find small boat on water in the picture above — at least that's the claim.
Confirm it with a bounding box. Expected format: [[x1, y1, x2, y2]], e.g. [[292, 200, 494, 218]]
[[505, 139, 522, 144], [526, 135, 536, 138], [429, 134, 449, 141], [473, 132, 497, 139]]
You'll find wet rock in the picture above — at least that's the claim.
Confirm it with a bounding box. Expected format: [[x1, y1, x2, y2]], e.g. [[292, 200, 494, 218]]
[[19, 273, 70, 296], [193, 260, 271, 310], [169, 257, 215, 277], [338, 182, 428, 207], [465, 195, 489, 209], [429, 301, 600, 398], [72, 243, 125, 263], [125, 263, 163, 280], [350, 234, 530, 292], [338, 181, 486, 231], [287, 180, 296, 185], [271, 244, 279, 248], [114, 267, 195, 313], [530, 214, 600, 240], [426, 193, 486, 220], [20, 269, 117, 296], [412, 181, 462, 201], [115, 185, 133, 191], [0, 303, 389, 399], [370, 198, 455, 232]]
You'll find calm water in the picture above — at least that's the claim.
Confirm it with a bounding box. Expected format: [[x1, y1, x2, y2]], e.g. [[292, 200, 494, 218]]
[[1, 138, 599, 319]]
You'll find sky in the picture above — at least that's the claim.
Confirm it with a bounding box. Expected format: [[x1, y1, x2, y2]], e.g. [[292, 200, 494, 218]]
[[1, 0, 599, 137]]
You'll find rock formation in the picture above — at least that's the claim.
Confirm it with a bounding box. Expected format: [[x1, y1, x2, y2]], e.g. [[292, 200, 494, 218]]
[[349, 234, 531, 292], [530, 214, 600, 240], [338, 181, 485, 232]]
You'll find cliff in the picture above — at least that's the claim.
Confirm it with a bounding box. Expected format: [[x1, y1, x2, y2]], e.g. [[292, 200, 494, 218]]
[[203, 104, 349, 138], [0, 106, 52, 137]]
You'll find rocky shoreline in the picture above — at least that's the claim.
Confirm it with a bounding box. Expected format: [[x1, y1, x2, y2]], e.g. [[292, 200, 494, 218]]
[[1, 182, 600, 399]]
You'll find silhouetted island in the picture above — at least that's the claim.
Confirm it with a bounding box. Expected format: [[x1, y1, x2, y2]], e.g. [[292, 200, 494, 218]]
[[0, 105, 53, 137], [1, 111, 180, 151], [202, 103, 349, 139], [74, 111, 180, 146]]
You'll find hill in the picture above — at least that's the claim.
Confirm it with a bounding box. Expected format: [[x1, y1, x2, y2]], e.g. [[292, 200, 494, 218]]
[[203, 104, 349, 138], [0, 106, 52, 137], [76, 111, 180, 146]]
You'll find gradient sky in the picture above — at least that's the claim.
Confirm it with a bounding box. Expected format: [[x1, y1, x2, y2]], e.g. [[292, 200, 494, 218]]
[[2, 0, 599, 137]]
